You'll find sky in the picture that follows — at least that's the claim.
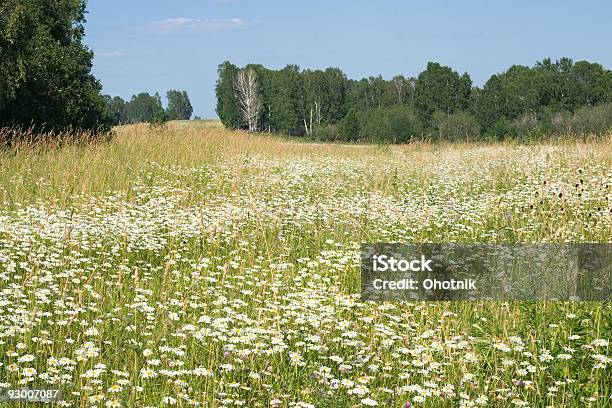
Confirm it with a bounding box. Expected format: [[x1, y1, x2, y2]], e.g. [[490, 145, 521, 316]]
[[85, 0, 612, 118]]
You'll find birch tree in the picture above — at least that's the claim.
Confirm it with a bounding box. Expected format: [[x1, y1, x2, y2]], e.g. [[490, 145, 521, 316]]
[[234, 68, 262, 132]]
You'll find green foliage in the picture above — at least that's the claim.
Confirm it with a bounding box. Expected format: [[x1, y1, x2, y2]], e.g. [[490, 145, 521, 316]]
[[312, 124, 339, 141], [508, 112, 541, 139], [347, 76, 388, 111], [474, 58, 612, 135], [414, 62, 472, 121], [269, 65, 302, 134], [103, 95, 128, 126], [216, 58, 612, 143], [509, 103, 612, 138], [166, 90, 193, 120], [486, 118, 512, 140], [215, 61, 241, 129], [360, 106, 422, 143], [565, 103, 612, 135], [322, 68, 348, 123], [472, 65, 539, 131], [431, 111, 481, 142], [126, 93, 166, 124], [337, 106, 422, 143], [337, 109, 361, 141], [0, 0, 110, 133], [301, 68, 347, 131], [103, 90, 195, 125]]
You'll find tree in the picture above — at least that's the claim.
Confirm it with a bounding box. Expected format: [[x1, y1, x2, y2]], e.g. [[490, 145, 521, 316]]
[[387, 75, 415, 106], [301, 69, 325, 135], [471, 65, 539, 133], [431, 111, 481, 142], [268, 65, 302, 134], [126, 92, 166, 124], [323, 68, 348, 123], [216, 61, 241, 129], [0, 0, 110, 133], [103, 95, 128, 125], [471, 58, 612, 135], [533, 57, 575, 112], [338, 109, 361, 141], [570, 61, 611, 107], [347, 76, 387, 112], [215, 59, 611, 142], [166, 90, 193, 120], [414, 62, 471, 121], [359, 106, 421, 143], [234, 68, 262, 132]]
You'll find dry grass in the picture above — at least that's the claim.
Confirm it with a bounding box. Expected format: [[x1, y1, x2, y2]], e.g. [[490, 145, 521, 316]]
[[1, 123, 610, 209]]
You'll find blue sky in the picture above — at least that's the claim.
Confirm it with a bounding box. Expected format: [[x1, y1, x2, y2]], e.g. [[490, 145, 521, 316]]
[[86, 0, 612, 118]]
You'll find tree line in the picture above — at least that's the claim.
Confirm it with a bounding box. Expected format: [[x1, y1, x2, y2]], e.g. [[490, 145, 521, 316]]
[[103, 90, 193, 125], [2, 1, 611, 142], [216, 59, 612, 142]]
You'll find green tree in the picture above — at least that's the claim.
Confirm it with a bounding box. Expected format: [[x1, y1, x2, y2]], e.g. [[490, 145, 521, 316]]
[[166, 90, 193, 120], [323, 68, 348, 123], [0, 0, 110, 133], [338, 109, 361, 141], [126, 92, 166, 124], [570, 61, 611, 107], [431, 111, 481, 142], [359, 106, 421, 143], [414, 62, 471, 121], [533, 58, 575, 112], [215, 59, 611, 141], [347, 76, 387, 112], [103, 95, 127, 125], [268, 65, 301, 134], [301, 69, 326, 135], [385, 75, 415, 106], [471, 65, 539, 133], [215, 61, 241, 129]]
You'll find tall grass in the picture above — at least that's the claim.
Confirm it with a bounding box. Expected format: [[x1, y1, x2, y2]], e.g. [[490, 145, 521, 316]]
[[0, 123, 610, 407], [2, 122, 610, 208]]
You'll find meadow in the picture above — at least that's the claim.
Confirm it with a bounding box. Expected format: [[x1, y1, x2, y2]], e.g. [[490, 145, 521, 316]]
[[0, 122, 610, 407]]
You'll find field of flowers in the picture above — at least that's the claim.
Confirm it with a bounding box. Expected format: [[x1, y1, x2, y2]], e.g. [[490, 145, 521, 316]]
[[0, 123, 610, 407]]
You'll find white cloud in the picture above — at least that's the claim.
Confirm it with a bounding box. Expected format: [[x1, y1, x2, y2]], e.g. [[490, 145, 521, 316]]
[[150, 17, 247, 33], [96, 51, 125, 58]]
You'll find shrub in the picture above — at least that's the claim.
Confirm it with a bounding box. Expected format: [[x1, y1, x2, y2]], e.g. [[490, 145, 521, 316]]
[[385, 106, 422, 143], [509, 112, 541, 138], [485, 117, 511, 140], [352, 106, 422, 143], [338, 110, 361, 141], [566, 103, 612, 136], [431, 111, 481, 142], [312, 124, 339, 141], [506, 103, 612, 138]]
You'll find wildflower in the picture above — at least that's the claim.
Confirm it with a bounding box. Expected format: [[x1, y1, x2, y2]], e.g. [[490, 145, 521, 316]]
[[18, 354, 35, 363], [22, 367, 37, 377], [140, 368, 158, 379], [361, 398, 378, 406], [108, 384, 123, 393]]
